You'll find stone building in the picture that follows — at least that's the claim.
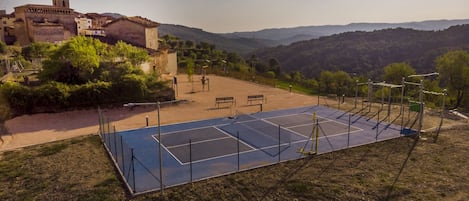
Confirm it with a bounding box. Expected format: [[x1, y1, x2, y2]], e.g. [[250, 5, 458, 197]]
[[104, 16, 159, 50], [85, 13, 113, 28], [13, 0, 76, 45], [0, 12, 16, 44], [75, 17, 92, 35]]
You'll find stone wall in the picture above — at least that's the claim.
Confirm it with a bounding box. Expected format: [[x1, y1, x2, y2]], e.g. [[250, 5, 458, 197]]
[[145, 27, 158, 50], [31, 24, 64, 43], [14, 5, 76, 45], [105, 20, 146, 48]]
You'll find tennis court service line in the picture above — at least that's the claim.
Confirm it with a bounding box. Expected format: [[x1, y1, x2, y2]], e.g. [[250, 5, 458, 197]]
[[165, 136, 232, 149], [213, 127, 257, 151], [151, 134, 186, 165]]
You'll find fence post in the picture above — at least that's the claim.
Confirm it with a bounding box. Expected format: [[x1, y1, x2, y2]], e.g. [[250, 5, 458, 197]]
[[113, 126, 117, 158], [131, 148, 136, 193], [120, 135, 125, 174], [189, 139, 193, 184], [376, 110, 380, 141], [278, 125, 281, 163], [237, 131, 240, 172], [348, 114, 351, 148], [106, 117, 111, 148]]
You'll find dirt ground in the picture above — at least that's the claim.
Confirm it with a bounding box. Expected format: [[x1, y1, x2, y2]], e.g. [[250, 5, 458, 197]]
[[1, 74, 466, 151], [0, 74, 321, 151]]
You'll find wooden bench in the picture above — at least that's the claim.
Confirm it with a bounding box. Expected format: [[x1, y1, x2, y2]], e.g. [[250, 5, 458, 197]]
[[215, 97, 235, 108], [247, 94, 265, 105]]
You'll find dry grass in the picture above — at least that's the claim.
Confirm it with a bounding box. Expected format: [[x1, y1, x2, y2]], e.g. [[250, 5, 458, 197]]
[[0, 135, 126, 201], [1, 127, 468, 200], [1, 91, 468, 200], [145, 127, 469, 201]]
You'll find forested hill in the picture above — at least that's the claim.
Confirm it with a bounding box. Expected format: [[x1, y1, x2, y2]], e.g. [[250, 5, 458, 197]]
[[252, 24, 469, 78], [159, 24, 271, 55]]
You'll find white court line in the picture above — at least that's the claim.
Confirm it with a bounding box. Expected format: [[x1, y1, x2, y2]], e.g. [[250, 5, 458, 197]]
[[152, 111, 367, 166], [152, 126, 258, 165], [161, 124, 230, 136], [165, 136, 232, 149], [213, 127, 257, 150], [320, 116, 363, 132], [260, 118, 307, 139], [151, 134, 185, 165]]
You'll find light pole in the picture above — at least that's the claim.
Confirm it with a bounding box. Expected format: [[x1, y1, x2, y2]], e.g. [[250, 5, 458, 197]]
[[123, 100, 179, 196]]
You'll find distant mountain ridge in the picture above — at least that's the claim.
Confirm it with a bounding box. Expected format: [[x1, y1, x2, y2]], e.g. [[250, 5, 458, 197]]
[[253, 24, 469, 78], [222, 19, 469, 46], [159, 19, 469, 55]]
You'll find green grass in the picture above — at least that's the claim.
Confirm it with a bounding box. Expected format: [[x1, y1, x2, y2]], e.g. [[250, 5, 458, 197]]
[[276, 80, 315, 95]]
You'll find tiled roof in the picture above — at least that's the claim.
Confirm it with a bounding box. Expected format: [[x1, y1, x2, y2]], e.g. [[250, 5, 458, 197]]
[[104, 16, 159, 28]]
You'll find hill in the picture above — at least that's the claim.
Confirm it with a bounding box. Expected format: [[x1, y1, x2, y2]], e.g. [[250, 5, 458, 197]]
[[252, 24, 469, 78], [222, 19, 469, 46], [159, 24, 270, 55]]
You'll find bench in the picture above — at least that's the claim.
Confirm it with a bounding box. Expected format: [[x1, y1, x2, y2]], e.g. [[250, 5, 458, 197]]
[[247, 94, 265, 105], [215, 97, 235, 108]]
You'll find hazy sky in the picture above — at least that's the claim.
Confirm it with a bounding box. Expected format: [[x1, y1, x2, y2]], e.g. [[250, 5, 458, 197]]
[[2, 0, 469, 33]]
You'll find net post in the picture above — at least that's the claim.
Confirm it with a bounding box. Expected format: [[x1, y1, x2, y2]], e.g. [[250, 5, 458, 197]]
[[189, 139, 193, 185], [237, 131, 240, 172]]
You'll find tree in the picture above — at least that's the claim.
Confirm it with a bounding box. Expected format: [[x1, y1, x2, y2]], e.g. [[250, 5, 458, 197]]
[[383, 62, 416, 84], [319, 70, 335, 94], [22, 42, 55, 60], [0, 41, 6, 54], [111, 41, 149, 66], [40, 36, 107, 84], [333, 71, 352, 94], [436, 50, 469, 108]]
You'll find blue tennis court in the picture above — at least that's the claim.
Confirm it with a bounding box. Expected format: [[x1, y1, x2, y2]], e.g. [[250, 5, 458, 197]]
[[100, 105, 404, 194]]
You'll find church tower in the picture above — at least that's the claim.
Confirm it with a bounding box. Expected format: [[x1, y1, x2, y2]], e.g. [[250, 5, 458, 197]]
[[52, 0, 70, 8]]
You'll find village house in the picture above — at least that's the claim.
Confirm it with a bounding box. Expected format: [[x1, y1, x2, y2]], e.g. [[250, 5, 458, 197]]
[[1, 0, 178, 75], [104, 16, 159, 51]]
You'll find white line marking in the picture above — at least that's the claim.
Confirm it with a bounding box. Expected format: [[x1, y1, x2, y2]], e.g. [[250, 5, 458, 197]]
[[151, 134, 185, 165], [213, 127, 256, 150], [166, 136, 232, 149]]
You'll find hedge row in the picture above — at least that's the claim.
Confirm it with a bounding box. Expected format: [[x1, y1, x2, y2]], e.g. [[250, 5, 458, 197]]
[[1, 80, 174, 115]]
